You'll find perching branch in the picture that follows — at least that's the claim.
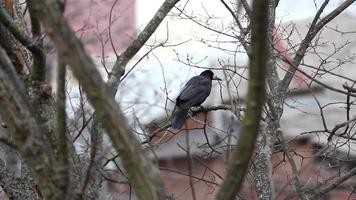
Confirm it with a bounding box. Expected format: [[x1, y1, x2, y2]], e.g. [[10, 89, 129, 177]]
[[215, 0, 269, 199], [141, 105, 243, 145], [191, 104, 243, 116]]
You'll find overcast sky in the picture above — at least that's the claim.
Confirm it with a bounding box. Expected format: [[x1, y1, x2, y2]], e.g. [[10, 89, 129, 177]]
[[137, 0, 356, 26], [276, 0, 356, 20]]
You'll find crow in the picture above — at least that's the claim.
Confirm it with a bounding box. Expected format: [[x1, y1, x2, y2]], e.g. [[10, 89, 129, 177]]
[[171, 70, 221, 129]]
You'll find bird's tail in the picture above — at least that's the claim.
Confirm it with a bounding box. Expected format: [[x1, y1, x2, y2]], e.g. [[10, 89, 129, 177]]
[[171, 106, 189, 129]]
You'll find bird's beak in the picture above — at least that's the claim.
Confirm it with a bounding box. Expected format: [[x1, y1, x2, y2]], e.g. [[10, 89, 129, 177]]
[[212, 75, 222, 81]]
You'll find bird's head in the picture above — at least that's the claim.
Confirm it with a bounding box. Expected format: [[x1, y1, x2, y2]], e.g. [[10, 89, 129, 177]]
[[200, 70, 222, 81]]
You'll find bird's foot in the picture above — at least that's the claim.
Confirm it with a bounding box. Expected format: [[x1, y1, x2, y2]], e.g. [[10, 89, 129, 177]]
[[190, 106, 205, 116], [191, 106, 204, 111], [197, 105, 204, 110]]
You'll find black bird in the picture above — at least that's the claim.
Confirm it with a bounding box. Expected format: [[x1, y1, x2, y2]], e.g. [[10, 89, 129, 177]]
[[171, 70, 221, 129]]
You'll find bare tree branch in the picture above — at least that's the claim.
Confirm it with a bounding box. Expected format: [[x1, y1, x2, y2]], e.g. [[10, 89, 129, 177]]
[[0, 159, 40, 200], [141, 105, 243, 145], [280, 0, 356, 94], [343, 83, 356, 93], [220, 0, 250, 54], [28, 1, 166, 199], [56, 57, 70, 198], [0, 5, 46, 81], [241, 0, 252, 17], [0, 47, 60, 199], [253, 127, 275, 200], [0, 24, 29, 73], [277, 131, 309, 200], [216, 0, 269, 198], [279, 55, 356, 97], [185, 129, 197, 200], [328, 116, 356, 141], [27, 1, 46, 81], [75, 117, 103, 199], [310, 165, 356, 199], [253, 1, 278, 199], [107, 0, 180, 96]]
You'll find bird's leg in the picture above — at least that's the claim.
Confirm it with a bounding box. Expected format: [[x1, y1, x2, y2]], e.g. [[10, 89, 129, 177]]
[[197, 105, 204, 110], [190, 106, 204, 117], [190, 105, 204, 111]]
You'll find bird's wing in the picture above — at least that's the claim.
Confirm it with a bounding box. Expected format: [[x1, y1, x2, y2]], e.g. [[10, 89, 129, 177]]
[[177, 76, 210, 103]]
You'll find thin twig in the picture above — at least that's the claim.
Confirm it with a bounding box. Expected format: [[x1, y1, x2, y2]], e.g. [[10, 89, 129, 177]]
[[280, 0, 356, 94], [310, 166, 356, 199], [107, 0, 180, 96], [277, 131, 309, 200]]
